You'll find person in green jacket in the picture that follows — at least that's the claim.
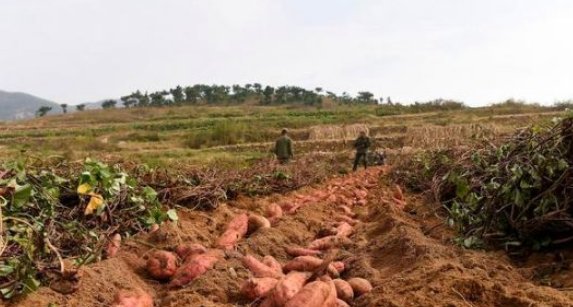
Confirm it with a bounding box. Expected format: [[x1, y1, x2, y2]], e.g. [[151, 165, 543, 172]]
[[274, 128, 293, 164], [353, 131, 371, 171]]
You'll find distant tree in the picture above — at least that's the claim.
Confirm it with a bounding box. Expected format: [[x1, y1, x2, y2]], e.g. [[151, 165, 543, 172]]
[[253, 83, 263, 95], [315, 87, 323, 94], [387, 96, 392, 105], [60, 103, 68, 114], [261, 86, 274, 104], [357, 91, 375, 104], [170, 86, 184, 104], [101, 99, 117, 109], [76, 104, 86, 111], [36, 106, 52, 117]]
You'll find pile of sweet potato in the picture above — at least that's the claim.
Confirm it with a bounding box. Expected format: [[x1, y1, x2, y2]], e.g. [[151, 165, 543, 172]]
[[239, 184, 374, 306]]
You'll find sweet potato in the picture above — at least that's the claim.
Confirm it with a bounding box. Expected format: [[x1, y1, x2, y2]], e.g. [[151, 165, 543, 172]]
[[149, 223, 160, 233], [105, 234, 121, 258], [285, 246, 322, 257], [169, 250, 221, 288], [338, 205, 356, 218], [216, 213, 249, 250], [324, 278, 339, 307], [175, 243, 207, 260], [263, 256, 283, 276], [248, 214, 271, 234], [111, 289, 153, 307], [393, 184, 404, 201], [335, 222, 353, 237], [241, 277, 279, 300], [308, 236, 351, 250], [264, 271, 310, 306], [284, 280, 331, 307], [335, 214, 358, 226], [265, 203, 283, 224], [283, 256, 339, 277], [146, 250, 178, 280], [347, 278, 373, 296], [333, 279, 354, 302], [336, 298, 351, 307], [331, 261, 345, 274], [242, 255, 283, 279], [279, 201, 301, 214]]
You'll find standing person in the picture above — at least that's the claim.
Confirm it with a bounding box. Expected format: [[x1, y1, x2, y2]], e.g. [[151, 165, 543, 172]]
[[353, 131, 371, 171], [273, 128, 293, 164]]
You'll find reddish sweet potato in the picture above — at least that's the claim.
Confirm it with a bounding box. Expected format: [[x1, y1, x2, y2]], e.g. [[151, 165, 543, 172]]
[[336, 298, 351, 307], [324, 278, 338, 307], [111, 289, 153, 307], [283, 256, 339, 277], [393, 184, 404, 201], [284, 280, 331, 307], [285, 246, 322, 257], [279, 201, 301, 214], [338, 205, 356, 218], [149, 223, 160, 233], [216, 213, 249, 250], [335, 214, 358, 226], [242, 255, 283, 279], [263, 256, 283, 276], [169, 250, 221, 288], [265, 203, 283, 224], [106, 234, 121, 258], [263, 271, 310, 306], [333, 279, 354, 302], [146, 250, 178, 280], [331, 261, 345, 274], [308, 236, 352, 250], [347, 278, 373, 296], [175, 243, 207, 260], [335, 222, 353, 237], [241, 277, 279, 300], [248, 214, 271, 234]]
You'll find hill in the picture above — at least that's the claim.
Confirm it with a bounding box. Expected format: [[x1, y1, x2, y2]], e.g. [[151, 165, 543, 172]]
[[0, 90, 59, 120]]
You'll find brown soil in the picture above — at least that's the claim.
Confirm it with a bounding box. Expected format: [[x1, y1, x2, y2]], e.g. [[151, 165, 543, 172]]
[[10, 167, 573, 307]]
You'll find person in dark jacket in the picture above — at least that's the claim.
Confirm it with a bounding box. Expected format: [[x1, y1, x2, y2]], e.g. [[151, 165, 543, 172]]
[[273, 128, 293, 164], [353, 131, 371, 171]]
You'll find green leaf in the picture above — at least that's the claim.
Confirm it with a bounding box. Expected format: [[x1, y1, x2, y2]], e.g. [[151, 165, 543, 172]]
[[167, 209, 178, 222], [12, 184, 32, 207], [0, 265, 14, 277]]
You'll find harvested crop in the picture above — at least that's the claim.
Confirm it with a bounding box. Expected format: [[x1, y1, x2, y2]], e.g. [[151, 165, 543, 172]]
[[149, 224, 160, 233], [308, 236, 351, 250], [335, 215, 358, 226], [333, 279, 354, 302], [284, 280, 332, 307], [248, 214, 271, 234], [169, 250, 222, 288], [336, 298, 351, 307], [283, 256, 339, 277], [262, 271, 310, 306], [335, 222, 353, 237], [393, 184, 404, 201], [347, 278, 373, 296], [106, 234, 122, 258], [175, 243, 207, 260], [285, 246, 322, 257], [263, 256, 283, 276], [240, 277, 279, 300], [146, 251, 178, 280], [279, 201, 301, 214], [265, 203, 283, 224], [216, 213, 248, 250], [331, 262, 345, 274], [338, 205, 356, 217], [111, 289, 153, 307], [242, 255, 283, 279]]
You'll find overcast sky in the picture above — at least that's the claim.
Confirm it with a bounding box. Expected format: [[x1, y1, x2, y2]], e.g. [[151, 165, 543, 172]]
[[1, 0, 573, 106]]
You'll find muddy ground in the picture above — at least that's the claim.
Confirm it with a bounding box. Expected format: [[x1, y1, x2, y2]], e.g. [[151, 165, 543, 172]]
[[10, 167, 573, 307]]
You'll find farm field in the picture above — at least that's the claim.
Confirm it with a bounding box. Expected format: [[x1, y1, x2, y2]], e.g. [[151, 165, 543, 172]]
[[1, 104, 573, 307]]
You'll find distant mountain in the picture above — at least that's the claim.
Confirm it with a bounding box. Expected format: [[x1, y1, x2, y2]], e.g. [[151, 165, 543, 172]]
[[0, 90, 59, 120]]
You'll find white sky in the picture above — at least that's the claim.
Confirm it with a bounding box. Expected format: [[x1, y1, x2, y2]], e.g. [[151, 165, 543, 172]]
[[1, 0, 573, 106]]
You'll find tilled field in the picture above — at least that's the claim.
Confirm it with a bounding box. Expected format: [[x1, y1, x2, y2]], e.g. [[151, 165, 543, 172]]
[[11, 167, 573, 307]]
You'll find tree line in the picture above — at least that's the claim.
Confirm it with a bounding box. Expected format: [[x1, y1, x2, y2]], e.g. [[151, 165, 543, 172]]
[[36, 83, 385, 116]]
